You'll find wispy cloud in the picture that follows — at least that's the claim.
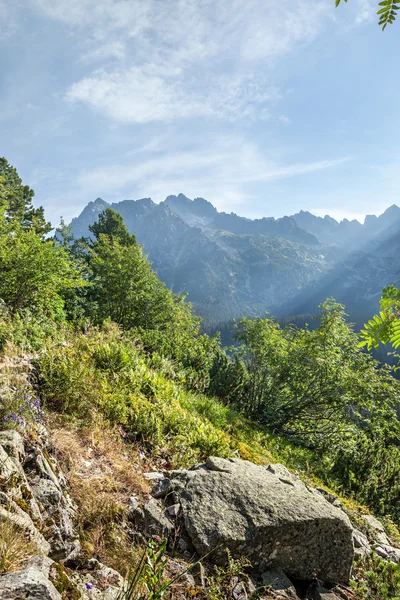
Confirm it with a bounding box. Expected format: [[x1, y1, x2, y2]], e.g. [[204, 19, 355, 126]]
[[34, 0, 331, 124], [75, 136, 349, 214]]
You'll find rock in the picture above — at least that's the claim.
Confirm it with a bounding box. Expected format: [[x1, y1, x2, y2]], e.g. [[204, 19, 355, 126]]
[[166, 559, 196, 588], [0, 446, 20, 482], [361, 514, 389, 546], [374, 545, 389, 559], [0, 502, 50, 556], [352, 529, 371, 557], [134, 498, 175, 538], [95, 563, 124, 588], [25, 555, 55, 577], [266, 464, 301, 487], [35, 452, 63, 491], [170, 457, 354, 583], [306, 582, 341, 599], [261, 568, 299, 598], [0, 430, 25, 461], [31, 478, 62, 510], [0, 566, 62, 599], [151, 477, 171, 499], [144, 471, 165, 481], [166, 503, 180, 517], [381, 545, 400, 563], [231, 577, 248, 600]]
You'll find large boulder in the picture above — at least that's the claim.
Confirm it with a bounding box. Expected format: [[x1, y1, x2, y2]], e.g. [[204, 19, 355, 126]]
[[0, 566, 61, 600], [170, 457, 354, 584]]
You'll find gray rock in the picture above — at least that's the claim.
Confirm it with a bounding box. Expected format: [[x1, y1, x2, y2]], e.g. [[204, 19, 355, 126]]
[[0, 446, 20, 482], [0, 566, 61, 599], [382, 545, 400, 563], [167, 559, 196, 588], [166, 503, 180, 518], [31, 478, 62, 510], [0, 430, 25, 461], [135, 498, 175, 538], [0, 505, 50, 556], [231, 577, 248, 600], [352, 529, 371, 557], [35, 452, 63, 491], [261, 568, 298, 598], [25, 555, 54, 577], [151, 477, 171, 499], [306, 583, 341, 599], [266, 464, 302, 487], [374, 545, 389, 559], [170, 457, 354, 583], [361, 514, 389, 546], [144, 471, 165, 481]]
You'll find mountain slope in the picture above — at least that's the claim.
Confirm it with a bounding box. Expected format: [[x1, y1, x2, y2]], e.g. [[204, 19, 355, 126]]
[[69, 196, 400, 325], [70, 197, 331, 324]]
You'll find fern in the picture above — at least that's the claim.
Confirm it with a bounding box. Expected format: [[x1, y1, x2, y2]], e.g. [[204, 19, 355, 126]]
[[336, 0, 399, 29]]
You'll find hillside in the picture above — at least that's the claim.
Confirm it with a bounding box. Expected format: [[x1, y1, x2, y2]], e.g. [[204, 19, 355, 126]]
[[70, 195, 400, 326], [2, 158, 400, 600]]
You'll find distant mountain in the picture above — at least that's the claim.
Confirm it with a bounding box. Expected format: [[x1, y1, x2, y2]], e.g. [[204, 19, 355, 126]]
[[291, 204, 400, 248], [69, 196, 400, 326], [164, 194, 318, 245]]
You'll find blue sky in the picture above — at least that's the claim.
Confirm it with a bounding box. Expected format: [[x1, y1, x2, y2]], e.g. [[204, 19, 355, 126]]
[[1, 0, 399, 227]]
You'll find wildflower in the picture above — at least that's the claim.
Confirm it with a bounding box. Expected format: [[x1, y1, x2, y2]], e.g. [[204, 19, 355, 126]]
[[85, 582, 93, 590]]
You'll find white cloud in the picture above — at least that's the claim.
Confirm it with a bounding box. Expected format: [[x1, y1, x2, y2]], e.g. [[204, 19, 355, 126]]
[[355, 0, 376, 24], [66, 68, 278, 123], [33, 0, 331, 123]]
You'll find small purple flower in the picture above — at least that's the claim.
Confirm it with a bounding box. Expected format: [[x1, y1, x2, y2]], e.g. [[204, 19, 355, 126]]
[[85, 582, 93, 590]]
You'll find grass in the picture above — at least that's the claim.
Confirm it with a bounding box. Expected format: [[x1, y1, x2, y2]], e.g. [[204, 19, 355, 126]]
[[49, 415, 149, 574], [0, 514, 35, 574]]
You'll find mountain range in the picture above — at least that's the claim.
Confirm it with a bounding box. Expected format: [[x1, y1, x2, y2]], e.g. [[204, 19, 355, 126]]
[[69, 194, 400, 327]]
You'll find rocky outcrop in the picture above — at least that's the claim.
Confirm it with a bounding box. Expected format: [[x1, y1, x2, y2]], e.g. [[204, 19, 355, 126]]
[[0, 566, 62, 600], [169, 457, 354, 584]]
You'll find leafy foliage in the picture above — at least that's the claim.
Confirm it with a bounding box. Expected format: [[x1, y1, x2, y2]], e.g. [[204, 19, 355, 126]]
[[351, 552, 400, 599], [0, 157, 51, 236], [360, 285, 400, 356], [336, 0, 399, 30], [227, 301, 400, 449]]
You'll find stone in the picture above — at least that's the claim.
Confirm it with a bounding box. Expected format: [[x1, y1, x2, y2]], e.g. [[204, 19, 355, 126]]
[[261, 568, 298, 598], [361, 514, 389, 546], [134, 498, 174, 538], [374, 545, 389, 559], [166, 559, 196, 588], [0, 430, 25, 461], [231, 577, 248, 600], [166, 503, 180, 518], [25, 555, 54, 577], [144, 471, 165, 481], [0, 504, 50, 556], [170, 457, 354, 583], [31, 478, 62, 510], [151, 477, 171, 499], [95, 563, 124, 588], [306, 582, 341, 599], [382, 545, 400, 563], [0, 566, 62, 599], [0, 446, 20, 483], [35, 452, 63, 491], [266, 464, 301, 487], [352, 529, 371, 557]]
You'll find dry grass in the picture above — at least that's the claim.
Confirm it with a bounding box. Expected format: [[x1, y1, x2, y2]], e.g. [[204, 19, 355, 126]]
[[0, 516, 35, 574], [49, 415, 150, 574]]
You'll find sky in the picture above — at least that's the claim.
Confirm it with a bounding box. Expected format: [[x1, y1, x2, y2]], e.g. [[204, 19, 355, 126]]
[[1, 0, 400, 227]]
